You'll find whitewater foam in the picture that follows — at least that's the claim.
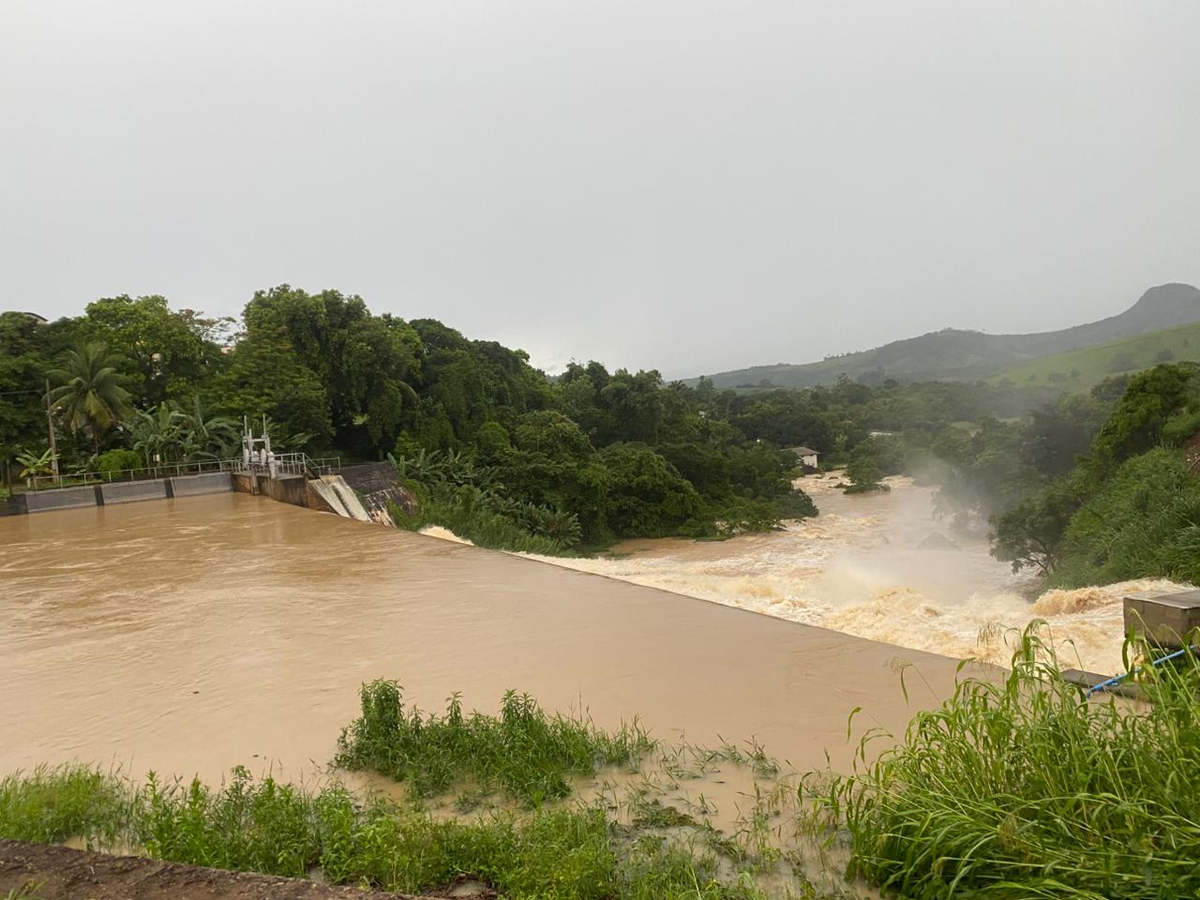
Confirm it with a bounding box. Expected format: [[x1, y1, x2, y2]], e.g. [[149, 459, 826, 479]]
[[418, 473, 1193, 673]]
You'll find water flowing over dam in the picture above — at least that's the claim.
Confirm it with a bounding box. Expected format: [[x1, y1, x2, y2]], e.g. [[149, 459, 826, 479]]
[[0, 492, 964, 785], [511, 474, 1188, 674]]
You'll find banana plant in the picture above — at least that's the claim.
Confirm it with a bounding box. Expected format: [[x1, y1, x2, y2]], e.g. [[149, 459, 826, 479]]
[[16, 447, 56, 486]]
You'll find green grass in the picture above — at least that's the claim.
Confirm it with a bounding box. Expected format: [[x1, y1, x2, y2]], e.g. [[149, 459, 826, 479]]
[[811, 625, 1200, 899], [335, 681, 655, 806], [991, 320, 1200, 389], [0, 765, 787, 899], [0, 765, 130, 846], [0, 678, 817, 898]]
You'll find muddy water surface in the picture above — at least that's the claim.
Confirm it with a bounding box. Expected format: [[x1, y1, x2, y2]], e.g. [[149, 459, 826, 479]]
[[0, 492, 961, 787], [518, 474, 1190, 673]]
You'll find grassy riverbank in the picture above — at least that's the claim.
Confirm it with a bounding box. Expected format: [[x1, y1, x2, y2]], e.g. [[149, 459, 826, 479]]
[[812, 628, 1200, 899]]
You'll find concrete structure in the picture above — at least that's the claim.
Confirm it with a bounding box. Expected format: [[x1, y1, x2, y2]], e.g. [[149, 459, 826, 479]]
[[170, 471, 235, 497], [1124, 590, 1200, 649], [18, 472, 234, 515], [24, 486, 99, 513], [101, 480, 168, 505], [340, 462, 418, 524], [788, 446, 820, 469], [0, 495, 27, 517]]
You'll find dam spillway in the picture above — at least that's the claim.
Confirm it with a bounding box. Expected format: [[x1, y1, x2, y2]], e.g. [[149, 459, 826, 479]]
[[0, 491, 963, 783]]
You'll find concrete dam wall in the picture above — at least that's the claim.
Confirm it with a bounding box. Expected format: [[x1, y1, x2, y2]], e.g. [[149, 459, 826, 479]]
[[14, 472, 234, 514]]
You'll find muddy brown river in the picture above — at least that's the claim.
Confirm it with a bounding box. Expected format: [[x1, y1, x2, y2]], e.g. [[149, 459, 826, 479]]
[[1, 492, 963, 784]]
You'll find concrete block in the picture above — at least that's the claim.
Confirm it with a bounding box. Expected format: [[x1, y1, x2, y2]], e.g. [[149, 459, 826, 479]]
[[101, 480, 167, 505], [24, 486, 98, 512], [170, 472, 234, 497], [1124, 591, 1200, 648], [266, 474, 309, 508]]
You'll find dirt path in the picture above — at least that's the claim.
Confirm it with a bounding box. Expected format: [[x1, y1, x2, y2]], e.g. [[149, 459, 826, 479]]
[[0, 840, 476, 900]]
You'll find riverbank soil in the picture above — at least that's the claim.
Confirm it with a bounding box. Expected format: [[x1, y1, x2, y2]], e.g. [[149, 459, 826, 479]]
[[0, 840, 479, 900]]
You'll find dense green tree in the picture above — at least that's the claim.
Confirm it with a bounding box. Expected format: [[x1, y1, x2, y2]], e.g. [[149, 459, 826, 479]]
[[212, 330, 333, 448], [1022, 392, 1110, 478], [0, 313, 53, 471], [1089, 363, 1199, 469], [845, 444, 887, 494], [80, 295, 229, 405], [241, 287, 422, 455], [591, 443, 704, 538], [990, 483, 1079, 576]]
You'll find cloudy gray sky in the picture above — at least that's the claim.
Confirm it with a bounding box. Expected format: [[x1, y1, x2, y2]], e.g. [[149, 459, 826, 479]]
[[2, 2, 1198, 378]]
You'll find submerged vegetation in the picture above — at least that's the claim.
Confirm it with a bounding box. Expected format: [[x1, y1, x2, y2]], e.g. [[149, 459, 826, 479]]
[[814, 627, 1200, 899], [334, 681, 655, 805]]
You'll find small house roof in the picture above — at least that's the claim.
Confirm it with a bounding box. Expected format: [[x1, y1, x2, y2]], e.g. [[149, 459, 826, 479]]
[[788, 446, 819, 456]]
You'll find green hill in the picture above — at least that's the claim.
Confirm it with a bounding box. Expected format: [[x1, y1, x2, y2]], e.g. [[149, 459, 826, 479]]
[[990, 319, 1200, 389], [699, 283, 1200, 388]]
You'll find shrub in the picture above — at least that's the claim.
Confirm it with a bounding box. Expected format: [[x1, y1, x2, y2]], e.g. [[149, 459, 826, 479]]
[[334, 681, 654, 806], [818, 627, 1200, 899], [1051, 447, 1200, 586], [95, 448, 143, 474]]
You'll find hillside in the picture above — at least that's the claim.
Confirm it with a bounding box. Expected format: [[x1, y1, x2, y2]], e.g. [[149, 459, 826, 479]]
[[990, 319, 1200, 389], [700, 283, 1200, 388]]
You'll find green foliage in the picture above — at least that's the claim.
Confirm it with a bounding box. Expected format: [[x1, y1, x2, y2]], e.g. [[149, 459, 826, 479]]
[[80, 295, 230, 405], [141, 767, 320, 877], [15, 447, 55, 480], [46, 341, 134, 452], [983, 364, 1200, 586], [335, 681, 654, 806], [238, 286, 422, 455], [1051, 447, 1200, 587], [990, 482, 1078, 575], [1089, 363, 1199, 469], [991, 319, 1200, 390], [126, 399, 240, 465], [6, 289, 813, 543], [818, 627, 1200, 899], [843, 444, 888, 494], [0, 765, 769, 900], [0, 765, 128, 846], [0, 313, 55, 469], [94, 448, 142, 474], [591, 443, 705, 538], [401, 491, 573, 555]]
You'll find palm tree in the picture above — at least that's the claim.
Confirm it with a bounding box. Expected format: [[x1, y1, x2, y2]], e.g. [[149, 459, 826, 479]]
[[46, 342, 133, 454]]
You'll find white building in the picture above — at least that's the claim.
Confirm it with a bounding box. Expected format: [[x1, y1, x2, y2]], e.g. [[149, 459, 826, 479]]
[[789, 446, 820, 469]]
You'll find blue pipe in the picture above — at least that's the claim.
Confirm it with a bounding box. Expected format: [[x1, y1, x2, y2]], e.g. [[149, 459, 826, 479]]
[[1085, 645, 1197, 697]]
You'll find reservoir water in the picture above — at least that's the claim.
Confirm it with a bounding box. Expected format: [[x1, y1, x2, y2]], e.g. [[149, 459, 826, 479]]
[[0, 491, 962, 787]]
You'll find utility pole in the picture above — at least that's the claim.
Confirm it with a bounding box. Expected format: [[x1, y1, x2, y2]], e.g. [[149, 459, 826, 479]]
[[44, 378, 59, 478]]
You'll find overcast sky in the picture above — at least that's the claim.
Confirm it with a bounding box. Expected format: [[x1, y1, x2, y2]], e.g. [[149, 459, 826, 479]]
[[2, 2, 1198, 378]]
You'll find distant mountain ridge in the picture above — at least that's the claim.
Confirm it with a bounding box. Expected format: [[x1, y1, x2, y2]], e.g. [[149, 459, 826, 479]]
[[698, 283, 1200, 388]]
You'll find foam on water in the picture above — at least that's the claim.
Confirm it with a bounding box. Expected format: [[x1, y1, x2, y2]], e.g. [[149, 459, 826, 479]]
[[475, 473, 1190, 673]]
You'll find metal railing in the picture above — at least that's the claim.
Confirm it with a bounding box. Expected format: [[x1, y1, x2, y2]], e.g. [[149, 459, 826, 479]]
[[23, 453, 340, 492], [27, 458, 242, 492], [226, 453, 342, 479]]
